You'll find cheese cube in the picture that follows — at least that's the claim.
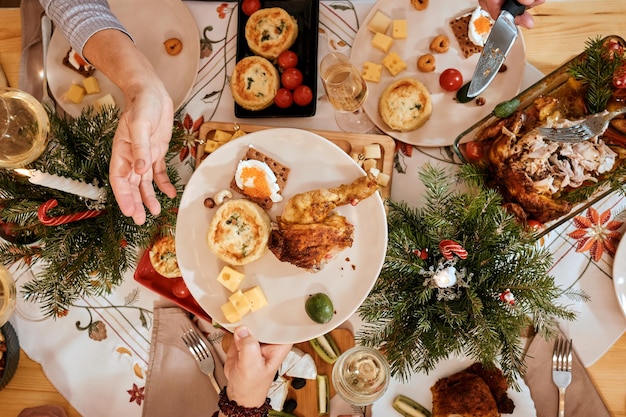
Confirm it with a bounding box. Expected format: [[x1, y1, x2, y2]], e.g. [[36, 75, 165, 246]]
[[82, 76, 100, 94], [204, 139, 220, 153], [217, 265, 245, 292], [229, 289, 252, 316], [363, 159, 378, 172], [243, 286, 268, 312], [382, 52, 407, 76], [221, 301, 242, 323], [212, 129, 233, 144], [94, 93, 117, 112], [371, 32, 394, 53], [66, 84, 85, 104], [351, 152, 365, 167], [230, 129, 247, 140], [361, 61, 383, 83], [376, 172, 391, 187], [392, 20, 408, 39], [367, 10, 391, 34], [363, 143, 382, 159]]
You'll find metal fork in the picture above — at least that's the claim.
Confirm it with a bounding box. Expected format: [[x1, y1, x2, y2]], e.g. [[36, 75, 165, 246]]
[[552, 337, 573, 417], [537, 107, 626, 142], [181, 326, 221, 394], [41, 16, 55, 111]]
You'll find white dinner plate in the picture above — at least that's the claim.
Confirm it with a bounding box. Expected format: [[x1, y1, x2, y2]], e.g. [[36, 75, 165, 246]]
[[612, 237, 626, 318], [372, 356, 536, 416], [351, 0, 525, 147], [175, 128, 388, 344], [46, 0, 199, 117]]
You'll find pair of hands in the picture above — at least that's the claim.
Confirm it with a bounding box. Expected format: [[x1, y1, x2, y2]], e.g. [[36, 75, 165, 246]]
[[479, 0, 546, 29]]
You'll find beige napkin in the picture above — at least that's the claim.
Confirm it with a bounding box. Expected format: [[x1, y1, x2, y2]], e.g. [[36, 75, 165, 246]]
[[18, 0, 46, 100], [523, 334, 611, 417], [142, 306, 227, 417]]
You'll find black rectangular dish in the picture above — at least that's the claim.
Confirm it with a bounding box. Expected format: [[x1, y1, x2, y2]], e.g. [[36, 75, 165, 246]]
[[453, 35, 626, 238], [235, 0, 319, 118]]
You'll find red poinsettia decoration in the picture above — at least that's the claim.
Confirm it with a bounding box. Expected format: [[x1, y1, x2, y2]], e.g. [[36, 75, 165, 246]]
[[127, 383, 145, 406], [567, 207, 623, 261]]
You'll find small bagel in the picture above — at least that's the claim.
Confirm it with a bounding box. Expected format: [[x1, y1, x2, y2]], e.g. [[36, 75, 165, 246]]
[[429, 35, 450, 53], [417, 54, 436, 73], [411, 0, 429, 11]]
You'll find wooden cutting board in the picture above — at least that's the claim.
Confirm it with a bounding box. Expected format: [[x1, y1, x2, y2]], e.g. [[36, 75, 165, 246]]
[[196, 121, 395, 199], [222, 327, 355, 416]]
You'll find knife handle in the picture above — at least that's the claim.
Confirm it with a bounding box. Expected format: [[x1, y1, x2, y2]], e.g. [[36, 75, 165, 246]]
[[502, 0, 526, 17]]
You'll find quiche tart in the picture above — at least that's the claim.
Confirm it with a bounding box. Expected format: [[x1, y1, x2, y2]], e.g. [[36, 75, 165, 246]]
[[245, 7, 298, 60], [378, 78, 432, 132], [231, 56, 280, 111], [149, 235, 181, 278]]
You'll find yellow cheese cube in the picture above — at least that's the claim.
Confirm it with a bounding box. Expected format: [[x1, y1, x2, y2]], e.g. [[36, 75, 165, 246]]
[[230, 129, 247, 140], [371, 32, 394, 53], [66, 84, 85, 104], [363, 158, 378, 172], [351, 152, 365, 167], [382, 52, 407, 76], [212, 129, 233, 144], [204, 139, 221, 153], [376, 172, 391, 187], [94, 93, 117, 112], [363, 143, 382, 159], [82, 76, 100, 94], [367, 10, 391, 34], [229, 289, 252, 316], [221, 301, 242, 323], [392, 20, 408, 39], [243, 286, 268, 312], [217, 265, 245, 292], [361, 62, 383, 83]]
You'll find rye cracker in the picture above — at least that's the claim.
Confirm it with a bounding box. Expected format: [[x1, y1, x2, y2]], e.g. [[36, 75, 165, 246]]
[[450, 14, 483, 59]]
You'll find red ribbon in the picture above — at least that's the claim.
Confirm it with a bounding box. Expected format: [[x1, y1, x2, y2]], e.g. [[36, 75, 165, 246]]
[[37, 199, 105, 226], [439, 239, 468, 260]]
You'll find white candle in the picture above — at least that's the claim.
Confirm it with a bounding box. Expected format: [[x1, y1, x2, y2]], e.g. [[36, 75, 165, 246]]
[[15, 169, 104, 201]]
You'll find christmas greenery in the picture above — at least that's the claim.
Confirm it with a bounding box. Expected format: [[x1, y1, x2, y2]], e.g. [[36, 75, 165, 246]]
[[0, 107, 187, 318], [357, 164, 585, 386]]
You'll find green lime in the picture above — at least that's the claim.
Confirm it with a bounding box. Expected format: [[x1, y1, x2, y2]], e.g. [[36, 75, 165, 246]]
[[305, 293, 334, 324]]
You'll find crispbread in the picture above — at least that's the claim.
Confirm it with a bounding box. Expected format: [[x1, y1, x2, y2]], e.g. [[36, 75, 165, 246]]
[[230, 147, 290, 210], [450, 14, 483, 58], [62, 49, 96, 77]]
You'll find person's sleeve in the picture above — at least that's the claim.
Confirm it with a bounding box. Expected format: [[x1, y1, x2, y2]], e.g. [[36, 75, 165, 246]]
[[39, 0, 133, 57]]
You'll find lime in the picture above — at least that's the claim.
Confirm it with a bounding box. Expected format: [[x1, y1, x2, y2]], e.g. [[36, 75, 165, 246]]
[[305, 293, 334, 324]]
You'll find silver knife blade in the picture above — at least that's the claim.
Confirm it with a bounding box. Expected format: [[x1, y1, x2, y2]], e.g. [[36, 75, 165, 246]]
[[467, 2, 525, 97]]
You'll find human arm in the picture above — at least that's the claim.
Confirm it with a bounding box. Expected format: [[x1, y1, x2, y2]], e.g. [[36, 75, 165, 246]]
[[478, 0, 546, 29]]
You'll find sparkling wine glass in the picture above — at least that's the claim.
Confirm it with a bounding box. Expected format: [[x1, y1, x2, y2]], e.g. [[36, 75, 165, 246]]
[[320, 52, 375, 133], [0, 265, 16, 327], [332, 345, 390, 406], [0, 87, 49, 169]]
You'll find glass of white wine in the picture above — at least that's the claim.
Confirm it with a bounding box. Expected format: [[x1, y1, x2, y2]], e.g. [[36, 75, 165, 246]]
[[332, 345, 390, 406], [0, 265, 16, 327], [320, 52, 375, 133], [0, 87, 50, 169]]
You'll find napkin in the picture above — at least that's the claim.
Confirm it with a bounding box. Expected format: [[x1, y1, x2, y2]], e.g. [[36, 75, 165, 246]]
[[141, 306, 227, 417], [17, 405, 68, 417], [18, 0, 45, 100], [523, 333, 611, 417]]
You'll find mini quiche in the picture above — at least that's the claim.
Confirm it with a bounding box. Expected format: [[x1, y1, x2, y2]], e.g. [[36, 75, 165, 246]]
[[149, 235, 182, 278], [378, 78, 433, 132], [231, 56, 280, 111], [245, 7, 298, 60], [207, 199, 271, 265]]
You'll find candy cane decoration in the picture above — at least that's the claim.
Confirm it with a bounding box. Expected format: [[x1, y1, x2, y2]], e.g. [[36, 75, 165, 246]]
[[38, 199, 105, 226], [439, 239, 468, 260]]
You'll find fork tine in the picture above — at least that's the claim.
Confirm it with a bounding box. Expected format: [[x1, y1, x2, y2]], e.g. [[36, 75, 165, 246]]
[[565, 338, 573, 372], [187, 327, 211, 360]]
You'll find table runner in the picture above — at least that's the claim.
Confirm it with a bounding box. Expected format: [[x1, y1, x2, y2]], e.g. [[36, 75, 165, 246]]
[[10, 1, 626, 416]]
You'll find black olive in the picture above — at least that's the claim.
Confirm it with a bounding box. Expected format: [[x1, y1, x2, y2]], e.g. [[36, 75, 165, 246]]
[[291, 377, 306, 389], [283, 398, 297, 413]]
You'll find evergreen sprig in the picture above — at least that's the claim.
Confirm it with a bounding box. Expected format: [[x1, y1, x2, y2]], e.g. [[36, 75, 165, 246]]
[[357, 164, 583, 386], [0, 107, 187, 317]]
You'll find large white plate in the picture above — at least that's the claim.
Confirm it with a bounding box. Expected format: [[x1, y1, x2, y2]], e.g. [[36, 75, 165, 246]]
[[613, 238, 626, 318], [46, 0, 199, 117], [175, 128, 388, 344], [372, 356, 536, 416], [351, 0, 525, 147]]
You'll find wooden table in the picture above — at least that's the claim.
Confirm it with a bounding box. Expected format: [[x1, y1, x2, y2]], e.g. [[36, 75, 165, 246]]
[[1, 2, 625, 416]]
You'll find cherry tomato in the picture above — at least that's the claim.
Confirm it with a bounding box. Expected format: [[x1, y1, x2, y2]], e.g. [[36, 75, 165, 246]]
[[463, 141, 483, 162], [277, 51, 298, 71], [439, 68, 464, 92], [293, 85, 313, 106], [526, 219, 544, 232], [281, 68, 303, 90], [274, 88, 294, 108], [171, 280, 190, 298], [241, 0, 261, 16], [613, 64, 626, 89]]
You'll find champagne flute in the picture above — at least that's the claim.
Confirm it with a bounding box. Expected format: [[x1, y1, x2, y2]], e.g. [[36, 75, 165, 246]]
[[0, 265, 16, 327], [0, 87, 49, 169], [331, 345, 390, 406], [320, 52, 375, 133]]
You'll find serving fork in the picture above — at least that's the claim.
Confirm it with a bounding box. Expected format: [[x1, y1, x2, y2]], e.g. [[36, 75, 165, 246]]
[[552, 337, 573, 417], [537, 107, 626, 142], [181, 326, 221, 394]]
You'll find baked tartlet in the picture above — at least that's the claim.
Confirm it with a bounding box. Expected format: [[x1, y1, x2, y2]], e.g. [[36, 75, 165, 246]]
[[245, 7, 298, 60], [231, 56, 280, 111], [378, 78, 432, 132], [149, 235, 181, 278]]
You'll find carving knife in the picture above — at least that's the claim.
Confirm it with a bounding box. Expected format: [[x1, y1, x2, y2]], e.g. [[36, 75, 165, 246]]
[[467, 0, 526, 98]]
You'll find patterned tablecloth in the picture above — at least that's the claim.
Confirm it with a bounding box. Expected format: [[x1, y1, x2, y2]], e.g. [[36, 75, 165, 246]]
[[7, 1, 626, 416]]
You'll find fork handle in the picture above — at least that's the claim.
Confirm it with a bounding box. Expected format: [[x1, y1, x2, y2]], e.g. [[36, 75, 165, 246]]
[[209, 374, 221, 395], [558, 387, 566, 417]]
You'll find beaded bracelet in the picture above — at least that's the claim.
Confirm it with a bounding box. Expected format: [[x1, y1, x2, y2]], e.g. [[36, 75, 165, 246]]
[[214, 386, 271, 417]]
